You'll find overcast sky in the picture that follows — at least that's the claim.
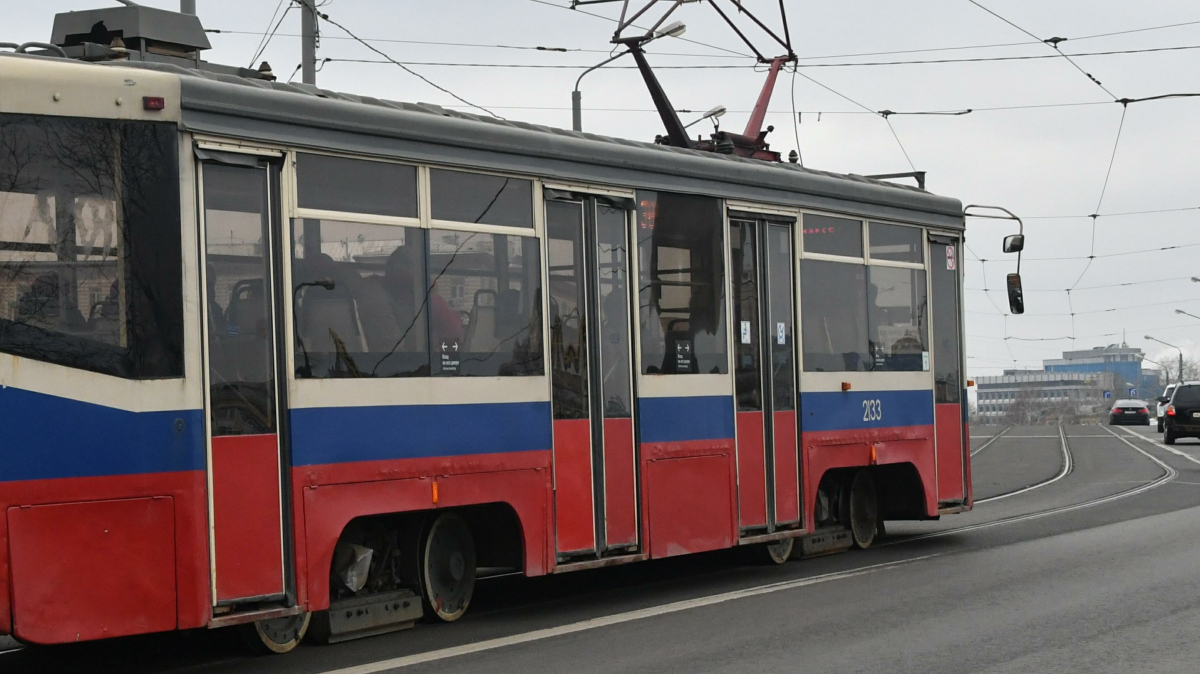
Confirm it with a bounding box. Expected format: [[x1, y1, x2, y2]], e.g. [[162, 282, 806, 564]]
[[8, 0, 1200, 380]]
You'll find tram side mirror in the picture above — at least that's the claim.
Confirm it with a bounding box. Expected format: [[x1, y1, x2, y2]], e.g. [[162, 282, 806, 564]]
[[1006, 273, 1024, 315], [1002, 234, 1024, 254]]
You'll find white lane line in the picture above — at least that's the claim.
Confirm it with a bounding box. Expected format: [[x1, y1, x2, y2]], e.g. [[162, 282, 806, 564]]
[[315, 555, 939, 674], [1118, 426, 1200, 466], [970, 425, 1012, 456], [883, 428, 1176, 546], [974, 424, 1072, 505]]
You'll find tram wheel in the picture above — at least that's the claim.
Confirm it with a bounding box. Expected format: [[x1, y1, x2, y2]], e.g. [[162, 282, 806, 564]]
[[760, 537, 794, 564], [241, 612, 311, 654], [844, 470, 878, 549], [420, 512, 477, 622]]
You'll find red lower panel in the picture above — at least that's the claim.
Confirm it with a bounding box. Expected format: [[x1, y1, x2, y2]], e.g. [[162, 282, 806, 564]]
[[935, 405, 965, 502], [736, 412, 767, 529], [212, 434, 284, 602], [602, 418, 638, 548], [0, 471, 211, 639], [299, 464, 551, 610], [802, 425, 939, 530], [9, 497, 176, 644], [553, 419, 595, 554], [645, 453, 735, 558], [772, 411, 800, 525], [963, 421, 974, 506]]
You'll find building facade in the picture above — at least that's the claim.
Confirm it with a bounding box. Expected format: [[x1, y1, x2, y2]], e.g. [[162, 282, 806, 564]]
[[974, 344, 1162, 423]]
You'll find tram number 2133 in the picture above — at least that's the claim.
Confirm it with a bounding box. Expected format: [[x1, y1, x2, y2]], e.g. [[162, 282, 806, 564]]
[[862, 399, 883, 422]]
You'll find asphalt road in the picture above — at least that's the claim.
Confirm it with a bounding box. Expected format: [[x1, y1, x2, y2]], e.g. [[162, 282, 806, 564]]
[[10, 423, 1200, 674]]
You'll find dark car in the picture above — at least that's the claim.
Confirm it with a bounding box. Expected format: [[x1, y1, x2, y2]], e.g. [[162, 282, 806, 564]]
[[1161, 383, 1200, 444], [1109, 399, 1151, 426]]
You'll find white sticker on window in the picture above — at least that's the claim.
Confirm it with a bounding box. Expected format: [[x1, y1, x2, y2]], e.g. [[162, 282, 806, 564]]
[[922, 351, 930, 371], [741, 321, 752, 344], [777, 322, 786, 345], [946, 245, 956, 270]]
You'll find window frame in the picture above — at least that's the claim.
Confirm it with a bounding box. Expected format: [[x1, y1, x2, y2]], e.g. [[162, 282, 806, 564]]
[[428, 165, 541, 237], [283, 150, 546, 385], [796, 209, 933, 378]]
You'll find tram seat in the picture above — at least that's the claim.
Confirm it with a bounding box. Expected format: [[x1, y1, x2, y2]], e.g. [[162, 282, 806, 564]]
[[297, 297, 368, 355], [356, 276, 405, 353], [495, 288, 523, 340], [464, 289, 498, 353]]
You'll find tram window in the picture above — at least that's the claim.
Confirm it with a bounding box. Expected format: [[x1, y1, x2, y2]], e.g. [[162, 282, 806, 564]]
[[430, 169, 533, 229], [291, 219, 429, 378], [802, 214, 862, 258], [637, 191, 727, 375], [869, 222, 923, 263], [867, 266, 928, 371], [0, 115, 183, 379], [800, 259, 869, 372], [427, 230, 543, 376], [296, 153, 418, 218]]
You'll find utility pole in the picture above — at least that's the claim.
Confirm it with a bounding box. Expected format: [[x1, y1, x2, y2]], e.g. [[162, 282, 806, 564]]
[[300, 0, 317, 85], [180, 0, 196, 14]]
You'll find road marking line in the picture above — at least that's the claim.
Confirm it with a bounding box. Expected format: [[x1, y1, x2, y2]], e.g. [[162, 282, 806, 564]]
[[975, 424, 1072, 505], [884, 428, 1176, 545], [970, 425, 1011, 456], [1117, 426, 1200, 465], [314, 555, 939, 674]]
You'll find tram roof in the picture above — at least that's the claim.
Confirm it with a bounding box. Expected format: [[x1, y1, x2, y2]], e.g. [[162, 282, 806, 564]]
[[17, 54, 966, 230]]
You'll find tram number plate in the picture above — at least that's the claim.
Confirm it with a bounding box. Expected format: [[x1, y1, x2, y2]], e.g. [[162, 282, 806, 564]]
[[862, 399, 883, 422]]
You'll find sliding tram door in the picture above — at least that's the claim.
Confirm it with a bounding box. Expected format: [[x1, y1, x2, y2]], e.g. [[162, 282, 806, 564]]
[[547, 196, 639, 559], [199, 160, 289, 605], [730, 217, 801, 533]]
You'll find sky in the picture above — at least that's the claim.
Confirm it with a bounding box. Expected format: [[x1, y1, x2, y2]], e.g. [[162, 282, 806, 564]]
[[7, 0, 1200, 380]]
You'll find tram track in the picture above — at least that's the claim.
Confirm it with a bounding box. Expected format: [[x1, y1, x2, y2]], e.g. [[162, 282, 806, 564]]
[[969, 425, 1012, 456], [881, 425, 1178, 546], [974, 425, 1072, 505]]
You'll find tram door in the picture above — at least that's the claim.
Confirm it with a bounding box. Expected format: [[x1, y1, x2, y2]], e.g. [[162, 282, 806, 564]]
[[730, 217, 801, 533], [929, 234, 966, 503], [199, 159, 290, 605], [547, 196, 639, 559]]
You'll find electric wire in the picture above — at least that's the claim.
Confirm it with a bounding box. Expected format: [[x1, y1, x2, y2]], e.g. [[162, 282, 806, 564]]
[[966, 274, 1199, 293], [1069, 103, 1129, 291], [206, 17, 1200, 62], [319, 43, 1200, 70], [248, 0, 290, 68], [789, 63, 802, 166], [524, 0, 754, 58], [968, 0, 1117, 98], [317, 11, 501, 118]]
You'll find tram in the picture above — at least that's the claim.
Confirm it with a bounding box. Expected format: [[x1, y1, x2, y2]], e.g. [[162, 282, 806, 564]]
[[0, 6, 970, 653]]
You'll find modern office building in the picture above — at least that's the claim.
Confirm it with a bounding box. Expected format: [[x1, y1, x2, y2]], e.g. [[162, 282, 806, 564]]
[[973, 344, 1161, 423]]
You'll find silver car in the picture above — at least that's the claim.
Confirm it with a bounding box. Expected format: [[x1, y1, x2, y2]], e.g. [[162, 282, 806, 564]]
[[1157, 383, 1178, 432]]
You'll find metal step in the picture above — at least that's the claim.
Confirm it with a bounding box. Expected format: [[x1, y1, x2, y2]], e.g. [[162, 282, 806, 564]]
[[798, 528, 852, 558], [312, 589, 423, 644]]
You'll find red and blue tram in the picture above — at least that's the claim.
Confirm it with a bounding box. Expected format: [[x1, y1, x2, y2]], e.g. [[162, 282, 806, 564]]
[[0, 22, 971, 652]]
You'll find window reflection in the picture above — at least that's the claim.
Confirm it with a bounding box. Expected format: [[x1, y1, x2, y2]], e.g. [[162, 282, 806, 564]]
[[867, 266, 927, 371], [292, 219, 429, 378], [801, 259, 869, 372], [637, 191, 727, 375], [0, 115, 183, 378], [428, 229, 543, 376], [430, 169, 533, 229]]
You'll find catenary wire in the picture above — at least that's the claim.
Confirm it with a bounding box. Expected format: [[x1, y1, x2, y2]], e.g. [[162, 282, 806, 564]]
[[320, 43, 1200, 69], [968, 0, 1117, 98], [206, 17, 1200, 62], [317, 11, 501, 118], [248, 0, 290, 68]]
